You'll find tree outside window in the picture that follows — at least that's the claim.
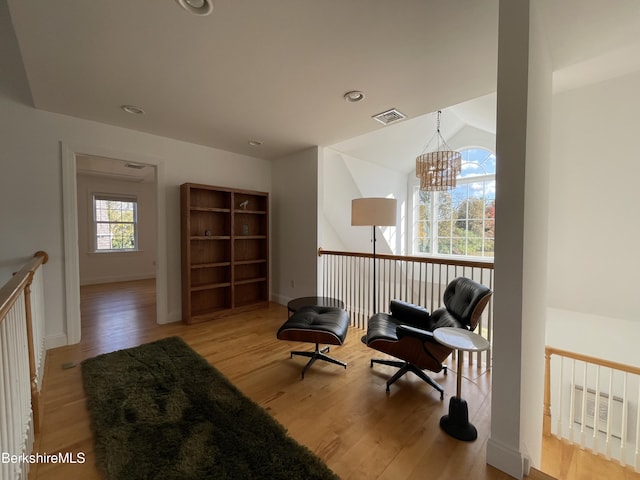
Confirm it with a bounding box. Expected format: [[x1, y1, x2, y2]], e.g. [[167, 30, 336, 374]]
[[414, 148, 495, 258], [94, 194, 138, 251]]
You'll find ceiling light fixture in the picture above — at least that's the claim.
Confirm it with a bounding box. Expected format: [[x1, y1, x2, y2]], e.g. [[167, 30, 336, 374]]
[[121, 104, 145, 115], [176, 0, 213, 16], [248, 140, 263, 146], [415, 110, 462, 191], [343, 90, 365, 103]]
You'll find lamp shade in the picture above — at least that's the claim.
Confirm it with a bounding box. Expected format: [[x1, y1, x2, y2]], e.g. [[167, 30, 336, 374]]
[[351, 198, 397, 226]]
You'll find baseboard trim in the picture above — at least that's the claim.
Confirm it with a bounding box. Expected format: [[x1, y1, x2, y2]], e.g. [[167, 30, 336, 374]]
[[271, 293, 291, 306], [162, 309, 182, 325], [44, 333, 68, 349], [487, 438, 524, 480], [80, 274, 155, 286]]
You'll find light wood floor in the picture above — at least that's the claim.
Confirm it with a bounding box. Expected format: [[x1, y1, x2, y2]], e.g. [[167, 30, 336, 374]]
[[26, 279, 632, 480], [540, 435, 640, 480]]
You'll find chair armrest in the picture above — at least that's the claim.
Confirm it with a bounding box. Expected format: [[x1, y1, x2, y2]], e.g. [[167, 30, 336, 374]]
[[389, 300, 430, 327], [396, 324, 435, 342]]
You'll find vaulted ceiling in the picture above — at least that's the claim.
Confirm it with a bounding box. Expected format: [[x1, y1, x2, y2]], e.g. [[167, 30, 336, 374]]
[[6, 0, 640, 171]]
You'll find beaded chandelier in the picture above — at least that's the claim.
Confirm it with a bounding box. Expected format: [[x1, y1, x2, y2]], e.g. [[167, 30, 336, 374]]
[[415, 110, 462, 191]]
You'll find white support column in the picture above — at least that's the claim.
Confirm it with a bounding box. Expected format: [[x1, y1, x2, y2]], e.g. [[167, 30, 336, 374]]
[[487, 1, 530, 478], [488, 1, 553, 477]]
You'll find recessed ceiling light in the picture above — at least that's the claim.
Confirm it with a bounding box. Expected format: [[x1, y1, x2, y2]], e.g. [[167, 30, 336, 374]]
[[343, 90, 365, 103], [176, 0, 213, 16], [248, 140, 263, 147], [121, 104, 145, 115]]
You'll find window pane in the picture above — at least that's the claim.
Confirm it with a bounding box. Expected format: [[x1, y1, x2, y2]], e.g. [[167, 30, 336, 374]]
[[460, 148, 496, 178], [484, 239, 495, 256], [414, 219, 430, 253], [451, 237, 466, 255], [467, 220, 484, 236], [437, 220, 451, 236], [414, 188, 432, 254], [437, 237, 451, 255], [94, 195, 137, 251]]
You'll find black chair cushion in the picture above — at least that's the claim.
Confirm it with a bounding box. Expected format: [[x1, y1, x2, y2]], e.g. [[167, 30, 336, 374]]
[[364, 312, 402, 344], [389, 300, 430, 327], [277, 306, 349, 345], [428, 308, 466, 330], [443, 277, 492, 327]]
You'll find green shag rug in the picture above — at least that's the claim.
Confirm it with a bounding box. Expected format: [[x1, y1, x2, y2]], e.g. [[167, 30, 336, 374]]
[[81, 336, 339, 480]]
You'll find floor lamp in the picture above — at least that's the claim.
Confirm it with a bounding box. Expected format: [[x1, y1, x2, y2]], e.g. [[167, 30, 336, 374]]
[[351, 198, 397, 314]]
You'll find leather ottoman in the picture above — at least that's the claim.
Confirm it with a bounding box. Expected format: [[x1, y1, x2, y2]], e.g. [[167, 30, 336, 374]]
[[277, 305, 349, 379]]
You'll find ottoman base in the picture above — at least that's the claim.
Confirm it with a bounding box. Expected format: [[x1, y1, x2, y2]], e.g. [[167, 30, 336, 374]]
[[291, 343, 347, 379], [277, 305, 349, 379]]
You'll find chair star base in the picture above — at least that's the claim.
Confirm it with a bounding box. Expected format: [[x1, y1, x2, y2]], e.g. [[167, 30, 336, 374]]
[[370, 358, 445, 399]]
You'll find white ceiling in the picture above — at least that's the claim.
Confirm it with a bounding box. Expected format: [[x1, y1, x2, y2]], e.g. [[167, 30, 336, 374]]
[[6, 0, 640, 171]]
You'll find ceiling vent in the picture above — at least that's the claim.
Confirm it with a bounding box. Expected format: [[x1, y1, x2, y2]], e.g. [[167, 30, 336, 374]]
[[372, 108, 407, 126], [125, 163, 146, 170]]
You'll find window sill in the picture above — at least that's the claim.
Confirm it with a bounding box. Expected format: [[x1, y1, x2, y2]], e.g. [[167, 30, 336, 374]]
[[411, 252, 494, 263], [90, 250, 144, 256]]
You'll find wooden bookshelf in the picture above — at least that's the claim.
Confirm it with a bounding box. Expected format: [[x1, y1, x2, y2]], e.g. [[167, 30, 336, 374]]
[[181, 183, 269, 323]]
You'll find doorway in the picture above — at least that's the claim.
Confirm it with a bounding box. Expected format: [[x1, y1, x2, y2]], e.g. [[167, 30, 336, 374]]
[[62, 143, 168, 345]]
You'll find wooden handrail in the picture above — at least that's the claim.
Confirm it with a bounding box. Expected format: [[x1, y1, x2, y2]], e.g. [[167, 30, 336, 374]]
[[543, 345, 640, 436], [0, 251, 48, 321], [318, 247, 494, 269], [545, 346, 640, 376]]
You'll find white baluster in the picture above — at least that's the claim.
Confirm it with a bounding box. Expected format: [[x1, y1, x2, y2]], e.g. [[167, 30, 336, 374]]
[[606, 370, 613, 459], [593, 366, 601, 452], [580, 362, 588, 445], [620, 373, 628, 466]]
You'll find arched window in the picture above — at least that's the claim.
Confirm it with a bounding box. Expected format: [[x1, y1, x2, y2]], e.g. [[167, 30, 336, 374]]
[[413, 147, 495, 258]]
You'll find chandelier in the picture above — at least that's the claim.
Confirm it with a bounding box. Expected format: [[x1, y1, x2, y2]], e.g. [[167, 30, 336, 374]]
[[415, 110, 462, 191]]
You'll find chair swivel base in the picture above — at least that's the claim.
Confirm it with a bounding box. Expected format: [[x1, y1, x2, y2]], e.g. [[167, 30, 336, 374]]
[[290, 343, 347, 379], [439, 396, 477, 441], [370, 359, 445, 399]]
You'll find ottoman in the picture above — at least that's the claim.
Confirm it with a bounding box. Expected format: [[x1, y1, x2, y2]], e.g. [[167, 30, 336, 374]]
[[277, 305, 349, 379]]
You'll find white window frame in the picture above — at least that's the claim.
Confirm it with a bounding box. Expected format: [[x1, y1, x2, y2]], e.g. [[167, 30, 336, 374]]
[[92, 193, 139, 252]]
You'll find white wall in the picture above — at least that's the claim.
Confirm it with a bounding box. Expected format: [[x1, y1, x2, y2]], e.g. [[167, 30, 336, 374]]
[[271, 147, 320, 304], [76, 174, 157, 285], [322, 148, 406, 255], [447, 124, 496, 152], [546, 69, 640, 363], [548, 69, 640, 324], [0, 93, 270, 347]]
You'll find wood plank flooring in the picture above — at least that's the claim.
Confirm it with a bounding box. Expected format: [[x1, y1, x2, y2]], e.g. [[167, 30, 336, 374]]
[[541, 435, 640, 480], [25, 278, 620, 479]]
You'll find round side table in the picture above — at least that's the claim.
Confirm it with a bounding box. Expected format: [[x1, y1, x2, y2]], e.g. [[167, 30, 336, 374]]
[[433, 327, 490, 441]]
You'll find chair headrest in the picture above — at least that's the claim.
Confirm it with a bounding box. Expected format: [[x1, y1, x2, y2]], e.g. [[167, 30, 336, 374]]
[[443, 277, 492, 330]]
